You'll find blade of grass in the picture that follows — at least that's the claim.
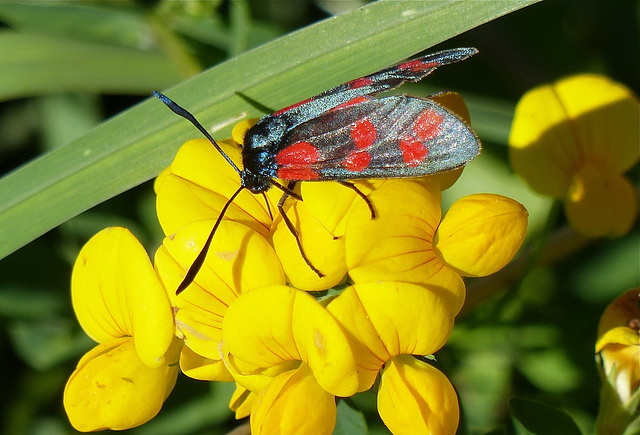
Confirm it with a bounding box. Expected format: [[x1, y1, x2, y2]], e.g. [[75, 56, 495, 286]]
[[0, 0, 540, 260], [0, 1, 153, 49], [0, 31, 185, 101]]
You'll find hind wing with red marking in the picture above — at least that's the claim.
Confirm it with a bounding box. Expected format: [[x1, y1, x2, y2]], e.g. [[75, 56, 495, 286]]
[[273, 95, 480, 181]]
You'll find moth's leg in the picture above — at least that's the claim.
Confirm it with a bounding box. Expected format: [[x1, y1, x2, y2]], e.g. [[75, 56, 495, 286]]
[[277, 182, 325, 278], [261, 192, 274, 221], [337, 180, 376, 219]]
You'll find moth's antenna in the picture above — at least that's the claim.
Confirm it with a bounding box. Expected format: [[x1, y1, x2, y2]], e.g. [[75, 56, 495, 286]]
[[153, 91, 242, 175], [176, 185, 245, 294]]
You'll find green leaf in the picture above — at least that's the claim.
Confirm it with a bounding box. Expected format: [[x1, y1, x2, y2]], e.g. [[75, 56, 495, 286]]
[[0, 0, 540, 261], [9, 318, 93, 370], [333, 400, 368, 435], [0, 286, 65, 319], [510, 398, 583, 435]]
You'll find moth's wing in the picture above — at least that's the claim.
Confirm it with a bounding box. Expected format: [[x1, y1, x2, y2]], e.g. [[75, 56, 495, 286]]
[[272, 95, 480, 181], [271, 47, 478, 126]]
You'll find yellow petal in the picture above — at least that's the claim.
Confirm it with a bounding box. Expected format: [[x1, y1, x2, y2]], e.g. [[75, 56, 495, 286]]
[[378, 355, 459, 435], [327, 286, 388, 391], [301, 180, 372, 236], [153, 165, 171, 193], [251, 365, 336, 435], [154, 219, 285, 361], [346, 179, 442, 283], [223, 285, 358, 397], [230, 384, 256, 419], [552, 74, 639, 174], [422, 265, 467, 315], [565, 165, 637, 237], [231, 118, 258, 145], [435, 194, 528, 277], [272, 199, 347, 291], [224, 350, 296, 394], [428, 167, 465, 191], [64, 337, 180, 431], [597, 289, 640, 339], [155, 139, 279, 238], [328, 282, 456, 391], [509, 75, 640, 197], [351, 283, 454, 357], [72, 227, 174, 368], [509, 84, 582, 197], [179, 345, 234, 382], [597, 334, 639, 404]]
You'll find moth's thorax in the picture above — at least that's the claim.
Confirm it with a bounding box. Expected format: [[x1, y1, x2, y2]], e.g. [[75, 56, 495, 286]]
[[241, 116, 287, 192]]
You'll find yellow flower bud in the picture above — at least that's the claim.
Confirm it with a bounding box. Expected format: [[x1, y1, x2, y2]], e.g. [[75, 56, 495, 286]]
[[434, 194, 528, 277]]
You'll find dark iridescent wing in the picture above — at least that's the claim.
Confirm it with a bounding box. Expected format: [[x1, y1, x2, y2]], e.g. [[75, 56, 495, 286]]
[[272, 95, 480, 181], [269, 47, 478, 128]]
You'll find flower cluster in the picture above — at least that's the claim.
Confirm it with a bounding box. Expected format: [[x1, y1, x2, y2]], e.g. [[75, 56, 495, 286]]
[[509, 74, 639, 238], [64, 94, 528, 433]]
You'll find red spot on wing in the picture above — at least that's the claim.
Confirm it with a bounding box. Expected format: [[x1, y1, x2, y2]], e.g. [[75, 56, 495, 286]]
[[349, 77, 374, 89], [398, 59, 438, 72], [275, 142, 320, 180], [273, 97, 313, 116], [343, 151, 371, 172], [399, 136, 428, 167], [351, 118, 376, 149], [330, 96, 370, 112], [412, 109, 444, 141], [275, 141, 319, 165]]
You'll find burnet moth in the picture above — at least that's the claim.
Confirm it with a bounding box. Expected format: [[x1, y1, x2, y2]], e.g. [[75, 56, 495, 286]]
[[154, 47, 480, 294]]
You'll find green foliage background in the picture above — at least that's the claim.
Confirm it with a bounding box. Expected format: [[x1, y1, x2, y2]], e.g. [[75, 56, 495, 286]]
[[0, 1, 638, 434]]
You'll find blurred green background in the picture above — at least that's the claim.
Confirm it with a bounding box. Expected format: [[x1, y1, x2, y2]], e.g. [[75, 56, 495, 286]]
[[0, 1, 638, 434]]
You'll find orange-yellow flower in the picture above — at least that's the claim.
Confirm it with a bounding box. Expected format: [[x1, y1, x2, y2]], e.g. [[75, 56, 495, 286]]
[[64, 227, 179, 431], [509, 74, 639, 237]]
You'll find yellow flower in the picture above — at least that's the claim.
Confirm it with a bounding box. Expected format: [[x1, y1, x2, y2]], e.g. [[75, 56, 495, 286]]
[[223, 285, 359, 434], [594, 289, 640, 435], [328, 282, 459, 434], [64, 227, 179, 431], [509, 74, 639, 237], [345, 179, 528, 314], [596, 289, 640, 404], [155, 137, 280, 240], [155, 133, 348, 291], [154, 219, 285, 381]]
